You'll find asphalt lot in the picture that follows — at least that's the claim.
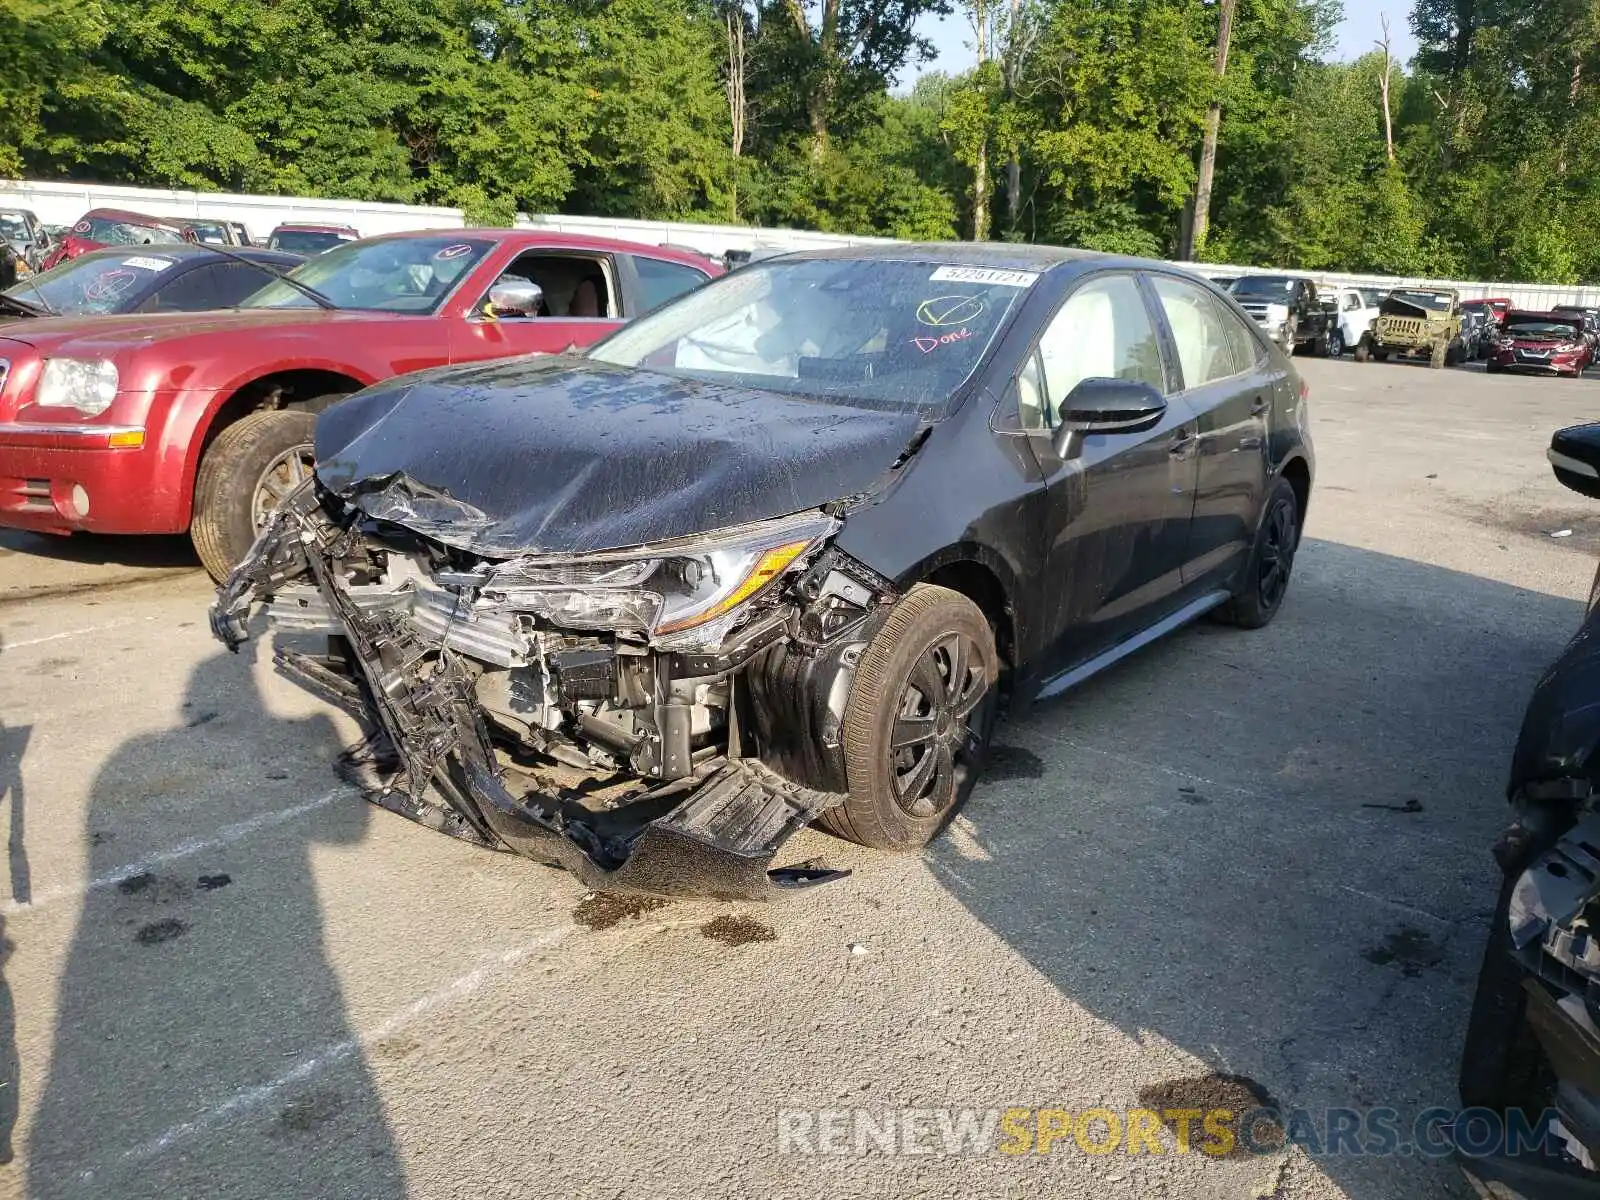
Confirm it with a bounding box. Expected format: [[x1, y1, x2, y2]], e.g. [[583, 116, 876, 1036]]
[[1, 355, 1598, 1198]]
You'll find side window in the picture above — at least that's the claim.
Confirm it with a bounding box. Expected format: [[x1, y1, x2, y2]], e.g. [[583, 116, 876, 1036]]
[[210, 263, 274, 307], [139, 265, 220, 313], [1151, 275, 1245, 389], [483, 253, 615, 318], [634, 257, 710, 315], [1343, 292, 1362, 311], [1025, 274, 1162, 429]]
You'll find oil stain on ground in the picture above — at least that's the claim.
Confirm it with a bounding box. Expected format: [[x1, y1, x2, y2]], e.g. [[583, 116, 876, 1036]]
[[134, 917, 188, 946], [1363, 926, 1442, 977], [983, 745, 1045, 782], [117, 872, 191, 904], [1137, 1074, 1282, 1160], [573, 893, 671, 931], [702, 915, 776, 946], [276, 1088, 345, 1134]]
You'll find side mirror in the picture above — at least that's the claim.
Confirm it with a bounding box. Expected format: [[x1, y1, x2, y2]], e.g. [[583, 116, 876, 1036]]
[[1051, 377, 1167, 455], [1550, 424, 1600, 500], [487, 275, 543, 318]]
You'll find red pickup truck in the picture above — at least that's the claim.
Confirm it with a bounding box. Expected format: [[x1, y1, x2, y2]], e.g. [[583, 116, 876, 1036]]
[[0, 229, 719, 577]]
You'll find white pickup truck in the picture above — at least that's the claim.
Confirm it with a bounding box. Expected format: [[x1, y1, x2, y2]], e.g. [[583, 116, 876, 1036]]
[[1320, 284, 1385, 357]]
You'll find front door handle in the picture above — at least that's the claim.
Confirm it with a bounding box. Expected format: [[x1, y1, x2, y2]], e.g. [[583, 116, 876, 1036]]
[[1168, 427, 1196, 457], [1250, 396, 1270, 416]]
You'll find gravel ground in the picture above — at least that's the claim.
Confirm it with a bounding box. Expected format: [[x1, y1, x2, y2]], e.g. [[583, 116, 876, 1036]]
[[0, 354, 1597, 1199]]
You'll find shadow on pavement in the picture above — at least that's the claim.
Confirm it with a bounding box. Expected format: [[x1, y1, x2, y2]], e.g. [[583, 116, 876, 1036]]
[[0, 530, 198, 571], [25, 648, 407, 1199], [928, 537, 1585, 1198]]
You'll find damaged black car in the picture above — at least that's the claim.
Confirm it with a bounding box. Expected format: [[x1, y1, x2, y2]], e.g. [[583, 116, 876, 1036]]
[[211, 246, 1314, 899], [1461, 423, 1600, 1195]]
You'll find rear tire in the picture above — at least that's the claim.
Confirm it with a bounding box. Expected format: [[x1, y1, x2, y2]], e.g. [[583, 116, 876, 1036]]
[[1325, 328, 1345, 357], [1217, 475, 1300, 630], [192, 409, 318, 582], [817, 584, 999, 851], [1353, 335, 1371, 363]]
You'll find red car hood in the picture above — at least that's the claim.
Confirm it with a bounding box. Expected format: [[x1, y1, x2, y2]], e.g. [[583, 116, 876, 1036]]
[[0, 308, 425, 356]]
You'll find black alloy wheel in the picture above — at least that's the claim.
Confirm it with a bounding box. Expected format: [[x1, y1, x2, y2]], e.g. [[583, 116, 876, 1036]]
[[889, 631, 990, 818], [1217, 475, 1300, 629], [1258, 496, 1296, 612], [819, 584, 999, 851]]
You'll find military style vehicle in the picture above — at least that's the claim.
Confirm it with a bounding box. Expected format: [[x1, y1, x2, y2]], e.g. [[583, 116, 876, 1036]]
[[1353, 286, 1463, 369]]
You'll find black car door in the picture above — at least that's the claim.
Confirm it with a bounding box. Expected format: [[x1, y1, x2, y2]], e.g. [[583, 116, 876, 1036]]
[[1015, 270, 1202, 687], [1146, 272, 1278, 592]]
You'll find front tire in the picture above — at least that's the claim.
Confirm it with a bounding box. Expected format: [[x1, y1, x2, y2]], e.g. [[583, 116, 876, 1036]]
[[192, 409, 318, 582], [1353, 335, 1372, 363], [817, 584, 999, 851], [1325, 327, 1345, 357], [1218, 475, 1300, 630]]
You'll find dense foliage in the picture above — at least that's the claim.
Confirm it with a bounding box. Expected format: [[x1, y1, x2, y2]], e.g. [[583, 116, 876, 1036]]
[[2, 0, 1596, 281]]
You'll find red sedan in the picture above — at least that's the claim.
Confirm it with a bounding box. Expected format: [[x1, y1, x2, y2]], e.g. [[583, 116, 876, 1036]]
[[37, 208, 200, 271], [1487, 311, 1592, 377], [0, 229, 718, 577]]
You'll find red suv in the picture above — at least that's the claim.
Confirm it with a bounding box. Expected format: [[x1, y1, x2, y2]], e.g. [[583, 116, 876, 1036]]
[[0, 229, 718, 577], [1487, 311, 1592, 377]]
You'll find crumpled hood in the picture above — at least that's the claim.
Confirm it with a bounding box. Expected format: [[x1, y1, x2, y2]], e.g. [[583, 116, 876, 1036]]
[[313, 356, 926, 556]]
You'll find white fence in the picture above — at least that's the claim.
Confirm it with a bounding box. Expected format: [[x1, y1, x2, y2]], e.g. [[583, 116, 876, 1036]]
[[2, 177, 1593, 308], [0, 179, 463, 241]]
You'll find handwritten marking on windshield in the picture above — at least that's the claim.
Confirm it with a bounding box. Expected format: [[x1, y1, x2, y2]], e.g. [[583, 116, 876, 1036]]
[[916, 295, 985, 327], [911, 327, 973, 354]]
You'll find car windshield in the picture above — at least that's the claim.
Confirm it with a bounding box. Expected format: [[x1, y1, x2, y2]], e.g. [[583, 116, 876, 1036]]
[[1389, 289, 1453, 311], [0, 214, 33, 246], [73, 216, 183, 246], [4, 249, 177, 314], [238, 236, 492, 313], [269, 230, 355, 254], [588, 258, 1035, 411], [1506, 318, 1583, 339], [1228, 277, 1298, 299]]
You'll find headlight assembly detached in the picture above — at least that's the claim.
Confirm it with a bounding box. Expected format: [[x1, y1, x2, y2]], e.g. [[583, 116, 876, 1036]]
[[36, 358, 119, 416], [464, 510, 840, 648]]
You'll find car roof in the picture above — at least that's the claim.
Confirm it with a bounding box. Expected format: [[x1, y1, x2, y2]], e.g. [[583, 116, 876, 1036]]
[[81, 207, 186, 230], [776, 240, 1105, 271], [271, 222, 359, 234], [1509, 309, 1585, 321], [340, 228, 724, 272]]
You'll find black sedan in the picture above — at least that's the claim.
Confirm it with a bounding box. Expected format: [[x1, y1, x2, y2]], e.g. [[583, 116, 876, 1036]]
[[213, 245, 1314, 898], [0, 244, 303, 320]]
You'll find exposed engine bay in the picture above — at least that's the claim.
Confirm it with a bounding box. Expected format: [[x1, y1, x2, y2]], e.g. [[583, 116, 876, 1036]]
[[211, 479, 899, 899]]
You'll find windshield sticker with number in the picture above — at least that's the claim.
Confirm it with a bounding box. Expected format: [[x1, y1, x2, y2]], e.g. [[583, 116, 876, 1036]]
[[122, 256, 173, 272], [928, 266, 1039, 288]]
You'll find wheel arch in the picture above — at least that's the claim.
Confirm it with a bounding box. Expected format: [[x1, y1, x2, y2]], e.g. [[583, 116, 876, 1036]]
[[1278, 454, 1312, 526], [177, 366, 370, 527], [895, 547, 1020, 683]]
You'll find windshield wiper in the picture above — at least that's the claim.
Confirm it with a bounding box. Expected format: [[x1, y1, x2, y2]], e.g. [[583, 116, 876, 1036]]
[[200, 242, 339, 310], [2, 266, 55, 316], [0, 290, 48, 318]]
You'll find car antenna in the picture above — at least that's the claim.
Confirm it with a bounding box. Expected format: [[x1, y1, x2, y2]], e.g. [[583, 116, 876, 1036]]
[[199, 241, 339, 310]]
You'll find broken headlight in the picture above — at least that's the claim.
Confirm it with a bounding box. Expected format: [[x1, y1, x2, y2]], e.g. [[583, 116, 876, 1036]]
[[461, 510, 839, 647]]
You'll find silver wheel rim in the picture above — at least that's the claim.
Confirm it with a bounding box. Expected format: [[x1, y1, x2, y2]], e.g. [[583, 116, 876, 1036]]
[[251, 443, 314, 529]]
